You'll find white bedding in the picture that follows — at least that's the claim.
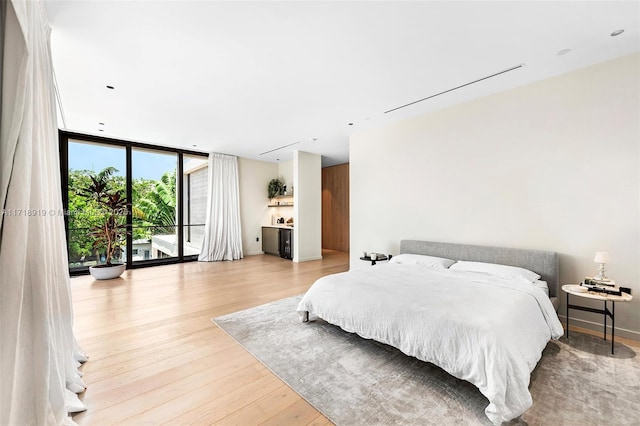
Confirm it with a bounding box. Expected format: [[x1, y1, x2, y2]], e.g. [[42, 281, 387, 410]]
[[296, 263, 563, 424], [533, 279, 549, 297]]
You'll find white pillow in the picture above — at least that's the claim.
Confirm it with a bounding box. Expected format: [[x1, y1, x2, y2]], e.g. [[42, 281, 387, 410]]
[[449, 261, 541, 283], [389, 254, 456, 269]]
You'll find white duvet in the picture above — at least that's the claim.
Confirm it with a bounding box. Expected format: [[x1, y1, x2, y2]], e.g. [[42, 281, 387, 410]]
[[296, 263, 564, 425]]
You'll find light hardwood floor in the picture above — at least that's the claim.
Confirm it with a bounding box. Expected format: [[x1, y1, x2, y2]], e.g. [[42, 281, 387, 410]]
[[71, 250, 349, 425]]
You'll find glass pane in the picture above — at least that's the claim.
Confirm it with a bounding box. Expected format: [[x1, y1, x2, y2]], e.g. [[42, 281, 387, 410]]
[[132, 148, 178, 261], [67, 140, 126, 272], [183, 155, 208, 257], [132, 225, 177, 260]]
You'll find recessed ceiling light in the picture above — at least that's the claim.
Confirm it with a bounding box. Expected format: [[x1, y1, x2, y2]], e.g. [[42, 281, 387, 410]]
[[311, 138, 318, 142], [557, 48, 571, 56], [192, 144, 197, 147], [98, 122, 105, 125], [98, 129, 104, 132], [610, 29, 624, 36], [276, 158, 280, 161], [106, 85, 115, 89], [348, 123, 353, 126]]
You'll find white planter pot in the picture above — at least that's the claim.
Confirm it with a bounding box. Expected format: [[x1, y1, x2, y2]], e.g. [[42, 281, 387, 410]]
[[89, 264, 126, 280]]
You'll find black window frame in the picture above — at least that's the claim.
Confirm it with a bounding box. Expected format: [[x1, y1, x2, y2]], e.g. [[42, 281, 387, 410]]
[[59, 130, 208, 275]]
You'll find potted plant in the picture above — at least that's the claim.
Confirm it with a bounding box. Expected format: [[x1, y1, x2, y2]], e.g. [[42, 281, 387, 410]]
[[268, 178, 284, 202], [84, 167, 128, 280]]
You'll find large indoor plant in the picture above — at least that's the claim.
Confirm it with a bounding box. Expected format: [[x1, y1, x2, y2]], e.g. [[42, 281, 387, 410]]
[[267, 178, 284, 201], [84, 167, 128, 279]]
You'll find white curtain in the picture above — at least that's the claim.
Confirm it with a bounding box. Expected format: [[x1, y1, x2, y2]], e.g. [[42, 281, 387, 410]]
[[0, 1, 87, 424], [199, 153, 244, 261]]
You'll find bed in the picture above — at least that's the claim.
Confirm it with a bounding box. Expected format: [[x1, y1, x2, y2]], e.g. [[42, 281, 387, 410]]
[[297, 240, 564, 425]]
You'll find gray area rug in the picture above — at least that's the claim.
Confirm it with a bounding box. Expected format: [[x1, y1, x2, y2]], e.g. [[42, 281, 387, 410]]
[[212, 295, 640, 426]]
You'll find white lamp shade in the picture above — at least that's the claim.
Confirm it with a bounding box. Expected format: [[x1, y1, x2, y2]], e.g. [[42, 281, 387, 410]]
[[593, 251, 610, 263]]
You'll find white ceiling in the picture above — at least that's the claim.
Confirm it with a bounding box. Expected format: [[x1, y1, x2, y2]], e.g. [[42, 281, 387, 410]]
[[44, 1, 639, 166]]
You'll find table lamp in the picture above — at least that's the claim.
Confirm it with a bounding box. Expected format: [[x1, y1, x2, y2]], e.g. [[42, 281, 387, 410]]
[[593, 251, 610, 281]]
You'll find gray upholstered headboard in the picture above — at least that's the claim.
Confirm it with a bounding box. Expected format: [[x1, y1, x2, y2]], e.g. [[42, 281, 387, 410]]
[[400, 240, 559, 298]]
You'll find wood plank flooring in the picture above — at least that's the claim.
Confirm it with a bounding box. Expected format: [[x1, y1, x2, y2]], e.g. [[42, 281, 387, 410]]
[[71, 250, 348, 425]]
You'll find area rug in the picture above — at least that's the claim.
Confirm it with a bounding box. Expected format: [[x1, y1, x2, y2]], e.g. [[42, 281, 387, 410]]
[[212, 295, 640, 425]]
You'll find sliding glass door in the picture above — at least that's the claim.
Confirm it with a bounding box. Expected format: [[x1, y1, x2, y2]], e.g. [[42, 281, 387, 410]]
[[183, 155, 208, 259], [60, 131, 208, 274], [132, 148, 178, 263], [67, 140, 126, 273]]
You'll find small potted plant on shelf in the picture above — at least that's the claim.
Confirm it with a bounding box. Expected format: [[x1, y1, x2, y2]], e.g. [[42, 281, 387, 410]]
[[84, 167, 128, 280], [268, 178, 284, 203]]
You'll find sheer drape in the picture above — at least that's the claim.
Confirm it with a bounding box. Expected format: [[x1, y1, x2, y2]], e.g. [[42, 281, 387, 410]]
[[0, 1, 87, 424], [198, 153, 243, 261]]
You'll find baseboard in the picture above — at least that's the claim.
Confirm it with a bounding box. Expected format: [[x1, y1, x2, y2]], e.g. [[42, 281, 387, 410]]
[[293, 255, 323, 263], [557, 314, 640, 341], [244, 251, 264, 256]]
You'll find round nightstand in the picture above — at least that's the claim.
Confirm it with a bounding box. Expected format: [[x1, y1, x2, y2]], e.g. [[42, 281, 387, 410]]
[[562, 284, 632, 354]]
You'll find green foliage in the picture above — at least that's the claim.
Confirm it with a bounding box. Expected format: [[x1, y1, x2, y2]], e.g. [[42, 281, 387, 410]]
[[134, 171, 177, 239], [67, 168, 178, 265], [268, 178, 283, 199], [68, 170, 98, 259], [82, 167, 127, 266]]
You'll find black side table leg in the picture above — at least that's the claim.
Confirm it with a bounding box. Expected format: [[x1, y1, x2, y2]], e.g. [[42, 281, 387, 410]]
[[612, 302, 615, 355], [566, 292, 570, 338], [604, 301, 607, 341]]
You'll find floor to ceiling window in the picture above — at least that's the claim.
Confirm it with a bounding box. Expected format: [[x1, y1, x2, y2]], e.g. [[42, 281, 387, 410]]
[[60, 131, 208, 274], [183, 155, 208, 258], [132, 148, 178, 262], [66, 140, 126, 273]]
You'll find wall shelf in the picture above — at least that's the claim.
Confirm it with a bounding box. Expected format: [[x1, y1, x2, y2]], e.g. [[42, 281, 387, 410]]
[[268, 194, 293, 207]]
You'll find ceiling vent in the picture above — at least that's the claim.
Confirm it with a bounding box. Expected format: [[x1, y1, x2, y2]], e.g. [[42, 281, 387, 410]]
[[260, 141, 301, 156], [385, 63, 525, 114]]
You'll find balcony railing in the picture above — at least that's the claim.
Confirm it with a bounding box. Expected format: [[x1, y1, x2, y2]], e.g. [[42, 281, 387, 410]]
[[68, 224, 205, 271]]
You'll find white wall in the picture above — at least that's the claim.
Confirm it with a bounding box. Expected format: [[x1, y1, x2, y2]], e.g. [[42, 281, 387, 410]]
[[294, 151, 322, 262], [350, 53, 640, 339], [279, 160, 294, 195], [238, 157, 278, 255]]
